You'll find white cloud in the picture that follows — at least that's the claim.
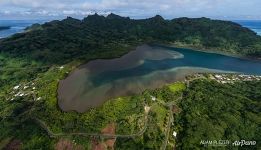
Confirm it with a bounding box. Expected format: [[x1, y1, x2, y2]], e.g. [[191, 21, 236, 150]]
[[2, 10, 11, 14], [0, 0, 260, 19], [62, 10, 77, 15]]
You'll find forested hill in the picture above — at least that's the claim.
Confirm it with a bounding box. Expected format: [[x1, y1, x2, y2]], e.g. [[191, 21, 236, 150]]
[[1, 13, 261, 64]]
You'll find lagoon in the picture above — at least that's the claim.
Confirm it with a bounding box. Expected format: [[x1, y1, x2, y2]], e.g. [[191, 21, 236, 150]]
[[58, 45, 261, 112]]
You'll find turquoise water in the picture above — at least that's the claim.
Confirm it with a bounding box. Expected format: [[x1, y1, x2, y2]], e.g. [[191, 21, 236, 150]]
[[91, 45, 261, 86], [58, 45, 261, 112]]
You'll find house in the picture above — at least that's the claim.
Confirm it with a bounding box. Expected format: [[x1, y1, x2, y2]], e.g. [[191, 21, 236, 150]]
[[173, 131, 177, 137], [13, 85, 20, 90], [59, 66, 64, 70], [151, 96, 156, 101]]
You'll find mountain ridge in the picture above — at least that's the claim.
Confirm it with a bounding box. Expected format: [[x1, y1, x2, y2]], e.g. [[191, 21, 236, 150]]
[[0, 13, 261, 65]]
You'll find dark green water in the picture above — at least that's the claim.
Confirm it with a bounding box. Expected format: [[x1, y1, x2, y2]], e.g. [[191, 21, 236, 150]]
[[58, 45, 261, 112]]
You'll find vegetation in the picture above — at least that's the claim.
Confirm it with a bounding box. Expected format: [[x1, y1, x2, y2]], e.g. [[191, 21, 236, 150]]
[[0, 13, 261, 149], [168, 82, 186, 93], [115, 83, 186, 149], [175, 79, 261, 149], [1, 14, 261, 65], [25, 23, 42, 31]]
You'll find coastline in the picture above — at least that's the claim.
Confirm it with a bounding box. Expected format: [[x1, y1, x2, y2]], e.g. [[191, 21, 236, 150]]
[[161, 42, 261, 61], [57, 42, 261, 112], [61, 42, 261, 83]]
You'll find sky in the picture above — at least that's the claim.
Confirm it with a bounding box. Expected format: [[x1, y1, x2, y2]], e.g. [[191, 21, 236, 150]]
[[0, 0, 261, 20]]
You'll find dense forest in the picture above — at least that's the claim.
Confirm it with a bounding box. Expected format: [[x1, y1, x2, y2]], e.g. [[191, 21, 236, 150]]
[[175, 79, 261, 149], [0, 14, 261, 149], [1, 13, 261, 65]]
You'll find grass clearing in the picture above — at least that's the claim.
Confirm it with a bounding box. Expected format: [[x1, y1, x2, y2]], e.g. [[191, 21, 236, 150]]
[[168, 82, 186, 93]]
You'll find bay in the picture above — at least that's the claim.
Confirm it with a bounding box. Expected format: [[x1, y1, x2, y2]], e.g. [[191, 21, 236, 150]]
[[58, 44, 261, 112]]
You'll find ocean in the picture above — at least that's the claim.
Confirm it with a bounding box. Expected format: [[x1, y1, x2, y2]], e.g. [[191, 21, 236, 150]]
[[0, 20, 261, 39], [234, 20, 261, 36], [0, 20, 47, 38]]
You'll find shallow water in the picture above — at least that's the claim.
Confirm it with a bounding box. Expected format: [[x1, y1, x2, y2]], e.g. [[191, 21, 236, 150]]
[[58, 44, 261, 112]]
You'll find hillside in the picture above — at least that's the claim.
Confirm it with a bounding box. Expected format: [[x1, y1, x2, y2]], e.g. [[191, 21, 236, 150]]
[[1, 74, 260, 149], [0, 13, 261, 65]]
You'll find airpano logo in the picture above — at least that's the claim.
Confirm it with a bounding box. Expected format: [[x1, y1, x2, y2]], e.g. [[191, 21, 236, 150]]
[[232, 140, 256, 147], [200, 140, 257, 147]]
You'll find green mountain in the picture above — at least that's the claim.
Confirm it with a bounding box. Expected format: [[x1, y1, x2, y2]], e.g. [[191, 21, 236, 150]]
[[1, 13, 261, 65]]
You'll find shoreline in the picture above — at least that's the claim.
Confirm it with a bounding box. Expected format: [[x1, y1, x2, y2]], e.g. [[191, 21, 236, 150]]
[[59, 42, 261, 91], [56, 44, 261, 112], [160, 42, 261, 62], [60, 42, 261, 84]]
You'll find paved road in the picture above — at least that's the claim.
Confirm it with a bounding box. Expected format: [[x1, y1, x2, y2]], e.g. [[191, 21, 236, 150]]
[[160, 98, 181, 150], [30, 83, 183, 149], [160, 77, 201, 149], [33, 105, 150, 139]]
